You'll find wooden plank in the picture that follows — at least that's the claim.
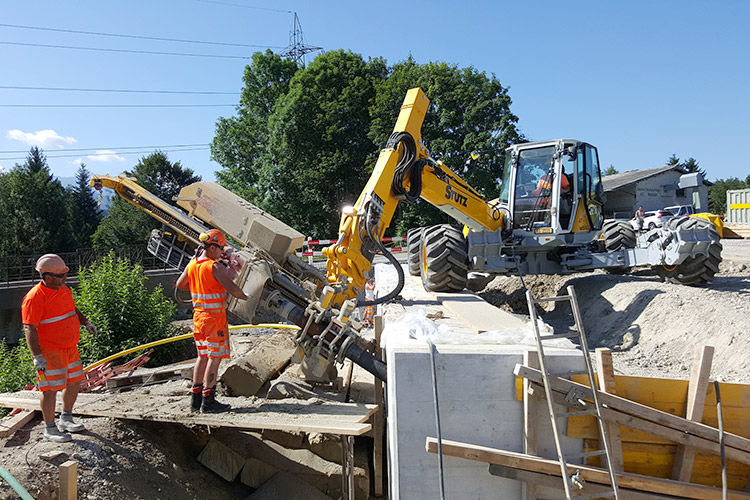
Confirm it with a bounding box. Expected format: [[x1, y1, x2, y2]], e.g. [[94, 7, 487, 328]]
[[425, 438, 750, 500], [522, 349, 539, 500], [0, 409, 36, 438], [673, 345, 714, 482], [59, 460, 78, 500], [488, 464, 687, 500], [373, 315, 385, 498], [0, 391, 375, 436], [595, 348, 624, 472], [515, 364, 750, 454]]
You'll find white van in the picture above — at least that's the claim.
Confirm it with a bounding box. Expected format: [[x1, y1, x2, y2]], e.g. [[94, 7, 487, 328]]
[[664, 204, 695, 216]]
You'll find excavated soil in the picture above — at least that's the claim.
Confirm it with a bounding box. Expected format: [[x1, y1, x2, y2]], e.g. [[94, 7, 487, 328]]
[[480, 239, 750, 383]]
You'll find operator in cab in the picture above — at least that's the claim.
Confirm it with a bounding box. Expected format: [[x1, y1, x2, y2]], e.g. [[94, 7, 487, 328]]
[[176, 230, 248, 413]]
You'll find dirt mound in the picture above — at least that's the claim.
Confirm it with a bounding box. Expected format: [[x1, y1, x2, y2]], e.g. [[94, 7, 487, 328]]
[[480, 247, 750, 383]]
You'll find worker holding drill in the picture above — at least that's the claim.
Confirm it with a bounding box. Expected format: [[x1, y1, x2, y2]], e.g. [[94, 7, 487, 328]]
[[22, 254, 97, 443], [176, 229, 247, 413]]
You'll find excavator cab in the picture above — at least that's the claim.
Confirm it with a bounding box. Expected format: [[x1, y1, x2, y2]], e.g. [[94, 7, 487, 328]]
[[499, 140, 605, 236]]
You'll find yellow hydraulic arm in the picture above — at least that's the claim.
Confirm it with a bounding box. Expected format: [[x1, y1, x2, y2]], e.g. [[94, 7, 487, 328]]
[[323, 87, 504, 305]]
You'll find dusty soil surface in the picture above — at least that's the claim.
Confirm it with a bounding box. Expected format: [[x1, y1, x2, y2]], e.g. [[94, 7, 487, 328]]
[[480, 239, 750, 383]]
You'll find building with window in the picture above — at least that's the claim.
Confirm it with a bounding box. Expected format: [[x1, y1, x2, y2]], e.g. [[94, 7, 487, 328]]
[[602, 166, 710, 219]]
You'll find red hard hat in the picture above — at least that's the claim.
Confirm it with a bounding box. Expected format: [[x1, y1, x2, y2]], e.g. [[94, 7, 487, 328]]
[[199, 229, 227, 248], [35, 254, 70, 275]]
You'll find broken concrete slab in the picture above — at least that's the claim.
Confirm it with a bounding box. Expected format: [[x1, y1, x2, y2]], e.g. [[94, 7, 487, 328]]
[[245, 471, 335, 500], [197, 437, 246, 482], [220, 332, 296, 397], [240, 457, 278, 489], [266, 374, 317, 400]]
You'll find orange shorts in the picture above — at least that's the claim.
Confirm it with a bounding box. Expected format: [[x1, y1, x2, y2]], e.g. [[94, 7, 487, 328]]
[[193, 311, 230, 359], [37, 345, 84, 392]]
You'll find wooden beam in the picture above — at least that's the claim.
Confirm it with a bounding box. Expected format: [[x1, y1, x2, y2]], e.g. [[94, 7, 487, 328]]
[[672, 345, 714, 482], [514, 364, 750, 454], [522, 349, 540, 500], [372, 315, 385, 498], [488, 464, 687, 500], [0, 410, 36, 438], [426, 438, 750, 500], [59, 460, 78, 500], [535, 381, 750, 466], [595, 348, 624, 472]]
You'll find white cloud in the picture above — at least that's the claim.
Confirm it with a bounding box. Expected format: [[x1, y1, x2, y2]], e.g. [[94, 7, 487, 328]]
[[0, 164, 4, 173], [84, 150, 126, 163], [6, 129, 77, 149]]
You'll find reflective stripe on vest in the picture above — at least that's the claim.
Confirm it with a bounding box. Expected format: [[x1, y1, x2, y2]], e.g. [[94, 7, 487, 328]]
[[39, 310, 76, 325]]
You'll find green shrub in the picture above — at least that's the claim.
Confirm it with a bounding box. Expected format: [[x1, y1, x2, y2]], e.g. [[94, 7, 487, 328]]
[[0, 340, 36, 417], [74, 252, 184, 367]]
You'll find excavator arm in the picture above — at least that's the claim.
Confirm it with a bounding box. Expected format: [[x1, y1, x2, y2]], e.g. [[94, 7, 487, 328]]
[[324, 87, 505, 305]]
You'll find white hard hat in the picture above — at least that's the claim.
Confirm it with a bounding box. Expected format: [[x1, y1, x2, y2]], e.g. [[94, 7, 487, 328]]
[[35, 254, 70, 275]]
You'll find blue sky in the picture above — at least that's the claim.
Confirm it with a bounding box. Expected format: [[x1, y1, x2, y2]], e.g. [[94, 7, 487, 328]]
[[0, 0, 747, 184]]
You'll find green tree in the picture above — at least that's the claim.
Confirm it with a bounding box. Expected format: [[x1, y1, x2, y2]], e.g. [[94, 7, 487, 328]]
[[708, 177, 749, 214], [93, 152, 200, 248], [0, 147, 74, 256], [666, 154, 680, 167], [604, 165, 619, 176], [69, 164, 103, 249], [212, 50, 299, 200], [74, 252, 184, 366]]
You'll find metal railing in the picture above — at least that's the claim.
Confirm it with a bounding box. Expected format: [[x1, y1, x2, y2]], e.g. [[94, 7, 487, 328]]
[[0, 244, 173, 287]]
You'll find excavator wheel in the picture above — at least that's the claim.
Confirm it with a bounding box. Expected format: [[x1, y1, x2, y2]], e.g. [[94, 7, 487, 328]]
[[419, 224, 469, 292], [602, 220, 637, 274], [406, 227, 423, 277], [653, 216, 723, 286]]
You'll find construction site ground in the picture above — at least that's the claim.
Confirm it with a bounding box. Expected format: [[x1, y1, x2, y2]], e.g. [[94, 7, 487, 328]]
[[0, 238, 748, 500]]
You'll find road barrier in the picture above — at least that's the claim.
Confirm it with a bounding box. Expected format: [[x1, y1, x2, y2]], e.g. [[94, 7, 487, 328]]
[[297, 237, 405, 262]]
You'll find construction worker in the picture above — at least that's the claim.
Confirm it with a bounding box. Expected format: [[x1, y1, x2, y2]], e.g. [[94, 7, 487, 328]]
[[175, 230, 248, 413], [635, 206, 645, 231], [362, 277, 376, 327], [22, 254, 97, 443]]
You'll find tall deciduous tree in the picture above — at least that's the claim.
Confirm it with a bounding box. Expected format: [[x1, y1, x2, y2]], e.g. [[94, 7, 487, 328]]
[[93, 152, 200, 248], [212, 50, 299, 200]]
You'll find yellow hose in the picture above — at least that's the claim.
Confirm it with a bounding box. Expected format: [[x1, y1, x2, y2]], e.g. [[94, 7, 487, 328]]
[[84, 323, 300, 372]]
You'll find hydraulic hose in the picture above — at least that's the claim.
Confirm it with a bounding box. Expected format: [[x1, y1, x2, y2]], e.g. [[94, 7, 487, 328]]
[[360, 220, 404, 307]]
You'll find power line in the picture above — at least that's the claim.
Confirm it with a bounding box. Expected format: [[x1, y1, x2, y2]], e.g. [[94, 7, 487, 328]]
[[0, 85, 239, 95], [195, 0, 291, 13], [0, 40, 254, 59], [0, 147, 211, 162], [0, 143, 210, 154], [0, 23, 285, 49], [0, 104, 235, 108]]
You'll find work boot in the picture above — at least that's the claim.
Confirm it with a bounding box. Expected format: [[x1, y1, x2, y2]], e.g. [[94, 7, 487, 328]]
[[190, 383, 203, 413], [200, 387, 230, 414], [44, 423, 72, 443], [58, 410, 85, 433]]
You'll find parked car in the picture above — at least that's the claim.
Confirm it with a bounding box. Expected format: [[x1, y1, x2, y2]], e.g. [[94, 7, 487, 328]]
[[630, 210, 675, 231], [664, 204, 695, 216]]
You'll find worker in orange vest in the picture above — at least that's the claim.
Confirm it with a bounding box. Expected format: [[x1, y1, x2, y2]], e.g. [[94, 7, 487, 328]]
[[22, 254, 98, 442], [176, 230, 248, 413], [362, 277, 376, 327]]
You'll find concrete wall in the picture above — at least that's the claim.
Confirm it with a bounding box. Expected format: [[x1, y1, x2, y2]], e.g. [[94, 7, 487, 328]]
[[386, 342, 585, 500]]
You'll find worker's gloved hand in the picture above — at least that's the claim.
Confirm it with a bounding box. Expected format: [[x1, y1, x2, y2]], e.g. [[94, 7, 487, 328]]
[[84, 321, 98, 336], [33, 355, 47, 372]]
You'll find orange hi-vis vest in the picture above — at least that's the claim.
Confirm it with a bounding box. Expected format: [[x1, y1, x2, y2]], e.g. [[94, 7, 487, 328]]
[[21, 282, 81, 349], [186, 257, 228, 314]]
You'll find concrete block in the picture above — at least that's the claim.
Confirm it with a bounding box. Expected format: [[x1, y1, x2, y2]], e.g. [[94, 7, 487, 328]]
[[240, 457, 279, 488], [220, 332, 296, 397], [386, 342, 584, 500], [266, 374, 317, 400], [246, 471, 335, 500], [197, 437, 246, 482]]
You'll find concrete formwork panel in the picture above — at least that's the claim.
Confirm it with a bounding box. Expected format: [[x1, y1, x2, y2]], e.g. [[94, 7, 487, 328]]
[[386, 342, 584, 500]]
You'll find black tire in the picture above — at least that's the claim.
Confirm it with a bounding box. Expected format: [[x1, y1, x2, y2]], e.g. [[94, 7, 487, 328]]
[[602, 220, 637, 252], [419, 225, 469, 292], [406, 227, 423, 277], [602, 220, 637, 274], [654, 217, 722, 285]]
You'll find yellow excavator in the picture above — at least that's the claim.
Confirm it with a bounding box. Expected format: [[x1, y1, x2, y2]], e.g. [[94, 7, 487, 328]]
[[93, 88, 722, 382]]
